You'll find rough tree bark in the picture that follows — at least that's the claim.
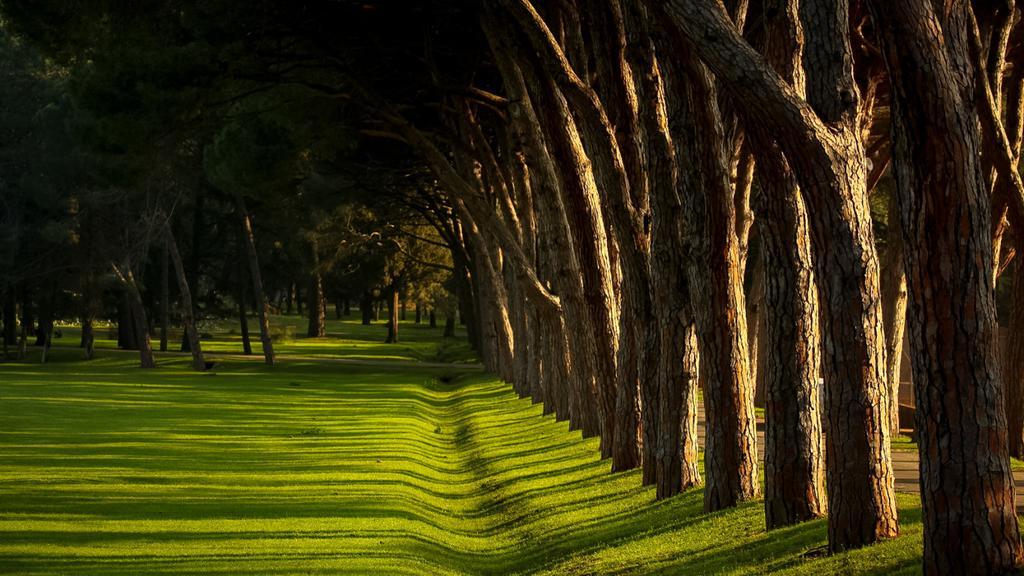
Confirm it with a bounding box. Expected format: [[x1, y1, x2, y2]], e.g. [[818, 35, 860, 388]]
[[880, 191, 908, 436], [871, 1, 1024, 572], [752, 0, 826, 528], [660, 0, 898, 548]]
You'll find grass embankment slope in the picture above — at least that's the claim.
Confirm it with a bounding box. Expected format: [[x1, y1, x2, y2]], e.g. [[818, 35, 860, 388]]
[[2, 317, 926, 574]]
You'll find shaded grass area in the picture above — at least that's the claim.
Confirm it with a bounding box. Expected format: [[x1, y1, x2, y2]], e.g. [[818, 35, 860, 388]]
[[49, 315, 477, 365], [1, 325, 928, 574]]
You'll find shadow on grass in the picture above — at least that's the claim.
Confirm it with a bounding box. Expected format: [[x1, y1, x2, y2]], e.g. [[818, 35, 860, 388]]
[[0, 323, 927, 575]]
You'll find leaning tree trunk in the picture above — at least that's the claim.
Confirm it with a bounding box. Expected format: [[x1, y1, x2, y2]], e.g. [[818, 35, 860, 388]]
[[114, 264, 155, 369], [235, 193, 275, 366], [872, 1, 1023, 572], [661, 0, 898, 550], [165, 225, 205, 371]]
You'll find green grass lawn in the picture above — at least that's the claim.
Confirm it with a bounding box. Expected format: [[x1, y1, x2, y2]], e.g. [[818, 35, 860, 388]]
[[1, 320, 928, 574]]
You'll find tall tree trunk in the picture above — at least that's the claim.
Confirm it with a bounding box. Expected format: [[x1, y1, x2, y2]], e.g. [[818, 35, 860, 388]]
[[235, 193, 275, 366], [182, 188, 204, 353], [755, 150, 827, 528], [485, 25, 607, 443], [238, 281, 252, 356], [753, 0, 826, 528], [881, 192, 908, 436], [306, 238, 326, 338], [676, 48, 758, 512], [160, 240, 169, 353], [1006, 254, 1024, 459], [165, 225, 205, 371], [872, 1, 1023, 571], [237, 240, 252, 356], [385, 285, 399, 344], [415, 302, 422, 324]]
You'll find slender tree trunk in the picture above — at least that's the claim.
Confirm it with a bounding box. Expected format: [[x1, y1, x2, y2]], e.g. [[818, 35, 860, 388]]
[[238, 283, 252, 356], [1006, 255, 1024, 459], [165, 225, 205, 371], [872, 1, 1023, 571], [415, 303, 422, 324], [306, 238, 326, 338], [160, 240, 169, 352], [385, 285, 399, 344], [235, 194, 275, 366], [881, 192, 908, 436], [429, 309, 437, 328]]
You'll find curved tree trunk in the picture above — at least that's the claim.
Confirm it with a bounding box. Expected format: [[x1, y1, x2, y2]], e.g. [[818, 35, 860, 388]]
[[661, 0, 898, 548]]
